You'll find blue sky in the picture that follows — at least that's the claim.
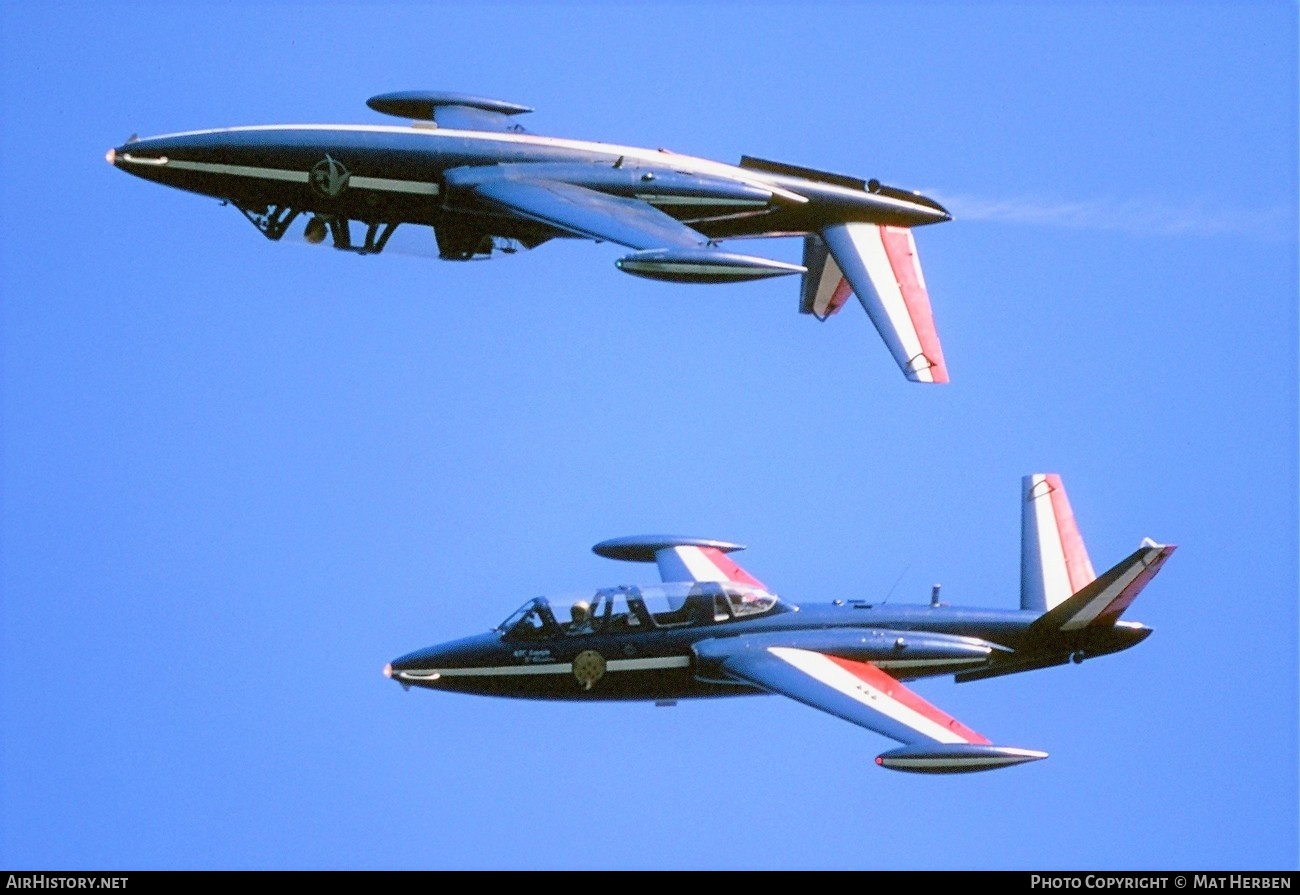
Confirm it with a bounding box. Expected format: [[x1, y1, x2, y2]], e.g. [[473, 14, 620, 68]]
[[2, 1, 1297, 871]]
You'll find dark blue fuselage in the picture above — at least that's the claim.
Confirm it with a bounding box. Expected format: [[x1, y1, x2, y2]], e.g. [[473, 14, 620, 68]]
[[386, 591, 1149, 703], [109, 124, 949, 254]]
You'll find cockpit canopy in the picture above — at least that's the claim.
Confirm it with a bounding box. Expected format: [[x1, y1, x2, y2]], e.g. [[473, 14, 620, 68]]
[[497, 582, 789, 641]]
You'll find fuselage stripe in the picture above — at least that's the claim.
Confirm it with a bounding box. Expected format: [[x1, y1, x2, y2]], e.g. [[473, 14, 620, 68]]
[[873, 657, 988, 669], [164, 158, 307, 183], [148, 158, 440, 196], [636, 196, 769, 206], [398, 655, 690, 679]]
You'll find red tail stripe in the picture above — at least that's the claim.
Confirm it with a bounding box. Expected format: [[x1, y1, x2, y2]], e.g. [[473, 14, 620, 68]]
[[879, 226, 948, 384], [826, 276, 854, 316], [1094, 546, 1176, 625], [1045, 473, 1094, 592], [698, 547, 766, 588]]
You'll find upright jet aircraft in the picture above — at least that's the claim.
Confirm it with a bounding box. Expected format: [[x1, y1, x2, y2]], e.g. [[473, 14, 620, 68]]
[[107, 91, 952, 383], [385, 475, 1175, 773]]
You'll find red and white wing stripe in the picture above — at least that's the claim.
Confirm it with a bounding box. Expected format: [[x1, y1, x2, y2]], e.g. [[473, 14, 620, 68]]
[[819, 223, 948, 384], [655, 545, 766, 589], [1021, 473, 1097, 611], [764, 648, 990, 746]]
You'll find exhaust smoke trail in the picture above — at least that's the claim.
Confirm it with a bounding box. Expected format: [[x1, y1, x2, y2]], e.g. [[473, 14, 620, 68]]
[[931, 192, 1293, 239]]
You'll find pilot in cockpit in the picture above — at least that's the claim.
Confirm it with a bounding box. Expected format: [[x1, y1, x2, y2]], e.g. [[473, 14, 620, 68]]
[[569, 599, 593, 634]]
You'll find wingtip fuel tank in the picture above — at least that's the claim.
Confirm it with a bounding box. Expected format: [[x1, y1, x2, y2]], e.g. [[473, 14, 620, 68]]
[[875, 744, 1050, 773], [615, 249, 806, 283]]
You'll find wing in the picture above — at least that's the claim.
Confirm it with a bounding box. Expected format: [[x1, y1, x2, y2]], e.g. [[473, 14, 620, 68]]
[[719, 646, 988, 745], [704, 644, 1046, 772], [591, 535, 766, 589], [465, 178, 708, 250], [808, 224, 948, 384]]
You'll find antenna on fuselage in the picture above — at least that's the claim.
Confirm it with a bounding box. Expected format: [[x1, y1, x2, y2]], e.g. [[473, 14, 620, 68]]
[[881, 563, 911, 605], [930, 583, 945, 607]]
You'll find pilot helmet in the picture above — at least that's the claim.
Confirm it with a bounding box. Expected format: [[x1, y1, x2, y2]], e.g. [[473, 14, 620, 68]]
[[570, 600, 591, 625]]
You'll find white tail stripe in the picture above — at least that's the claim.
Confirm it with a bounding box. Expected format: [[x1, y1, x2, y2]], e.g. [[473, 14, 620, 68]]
[[654, 545, 766, 587], [1022, 474, 1096, 611], [820, 223, 945, 383], [1060, 547, 1164, 631], [848, 224, 929, 372], [1031, 474, 1074, 609], [811, 258, 846, 318], [656, 546, 727, 583], [767, 647, 971, 744], [878, 226, 947, 382]]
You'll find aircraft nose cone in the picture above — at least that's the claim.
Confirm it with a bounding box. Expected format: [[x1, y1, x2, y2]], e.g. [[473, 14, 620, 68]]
[[383, 662, 393, 679], [105, 148, 116, 166]]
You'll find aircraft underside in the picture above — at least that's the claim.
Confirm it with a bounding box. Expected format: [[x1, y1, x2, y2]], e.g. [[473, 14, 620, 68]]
[[233, 198, 566, 260], [110, 117, 958, 381]]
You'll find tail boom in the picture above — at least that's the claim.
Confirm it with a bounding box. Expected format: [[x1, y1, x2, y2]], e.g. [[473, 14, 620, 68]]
[[1030, 540, 1175, 637]]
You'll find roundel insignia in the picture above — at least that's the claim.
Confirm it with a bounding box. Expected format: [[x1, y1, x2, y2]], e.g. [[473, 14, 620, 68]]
[[309, 154, 351, 198], [572, 650, 606, 690]]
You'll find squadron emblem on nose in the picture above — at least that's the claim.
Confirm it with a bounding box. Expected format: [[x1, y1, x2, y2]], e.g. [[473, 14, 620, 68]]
[[572, 650, 606, 690], [309, 154, 350, 198]]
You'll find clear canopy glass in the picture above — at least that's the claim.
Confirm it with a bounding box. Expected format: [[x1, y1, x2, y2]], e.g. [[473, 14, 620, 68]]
[[497, 582, 785, 641]]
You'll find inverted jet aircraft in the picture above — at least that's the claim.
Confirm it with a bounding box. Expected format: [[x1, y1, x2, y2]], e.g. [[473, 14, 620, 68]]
[[385, 475, 1175, 773], [107, 91, 952, 383]]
